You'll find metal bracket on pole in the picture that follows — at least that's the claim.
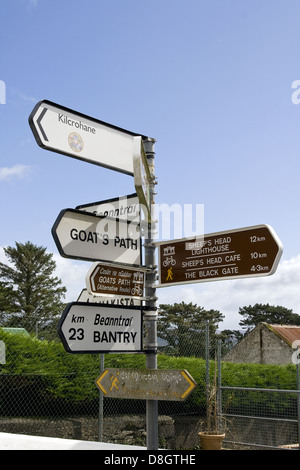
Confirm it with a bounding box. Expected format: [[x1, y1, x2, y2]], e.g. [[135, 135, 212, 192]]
[[143, 311, 158, 354], [143, 310, 157, 317], [144, 347, 158, 354], [141, 221, 158, 239], [143, 241, 157, 248], [143, 296, 158, 301]]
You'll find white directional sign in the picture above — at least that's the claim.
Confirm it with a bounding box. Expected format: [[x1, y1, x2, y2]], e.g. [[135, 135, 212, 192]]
[[52, 208, 141, 266], [76, 193, 140, 222], [29, 100, 148, 176], [77, 289, 142, 307], [57, 302, 143, 354]]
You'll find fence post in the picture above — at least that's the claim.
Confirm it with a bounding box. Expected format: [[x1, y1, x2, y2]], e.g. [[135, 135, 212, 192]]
[[0, 340, 5, 364], [98, 353, 105, 441], [205, 320, 210, 418], [217, 339, 222, 429]]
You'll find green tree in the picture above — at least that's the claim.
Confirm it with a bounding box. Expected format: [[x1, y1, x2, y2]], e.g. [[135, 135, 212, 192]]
[[0, 280, 17, 313], [157, 301, 224, 357], [238, 303, 300, 332], [0, 241, 67, 338]]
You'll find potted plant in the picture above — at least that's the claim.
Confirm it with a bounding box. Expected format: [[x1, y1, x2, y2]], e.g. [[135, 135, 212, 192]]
[[198, 360, 226, 450]]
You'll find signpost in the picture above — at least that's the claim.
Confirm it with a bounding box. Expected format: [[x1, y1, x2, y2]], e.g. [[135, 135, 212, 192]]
[[95, 368, 197, 401], [29, 98, 202, 449], [29, 100, 148, 176], [31, 98, 286, 450], [85, 262, 146, 298], [57, 303, 143, 354], [52, 208, 141, 266], [156, 224, 283, 287]]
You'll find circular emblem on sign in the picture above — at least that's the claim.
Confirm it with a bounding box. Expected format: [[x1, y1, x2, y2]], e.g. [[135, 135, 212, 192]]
[[68, 132, 84, 152]]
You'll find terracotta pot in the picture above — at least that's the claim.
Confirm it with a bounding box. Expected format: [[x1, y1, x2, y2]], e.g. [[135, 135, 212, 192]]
[[198, 431, 225, 450]]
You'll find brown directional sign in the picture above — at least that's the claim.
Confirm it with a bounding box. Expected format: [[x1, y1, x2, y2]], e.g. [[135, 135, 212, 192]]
[[95, 368, 197, 401], [156, 225, 283, 287], [85, 262, 146, 298]]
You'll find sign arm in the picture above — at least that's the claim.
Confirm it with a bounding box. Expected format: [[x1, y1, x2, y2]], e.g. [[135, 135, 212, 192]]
[[28, 99, 151, 176]]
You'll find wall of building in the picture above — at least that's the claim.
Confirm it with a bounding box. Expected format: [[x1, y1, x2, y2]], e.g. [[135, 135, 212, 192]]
[[223, 324, 293, 364]]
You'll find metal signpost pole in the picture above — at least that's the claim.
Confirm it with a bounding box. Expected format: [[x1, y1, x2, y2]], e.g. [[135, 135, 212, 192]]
[[143, 138, 158, 450], [98, 353, 105, 442]]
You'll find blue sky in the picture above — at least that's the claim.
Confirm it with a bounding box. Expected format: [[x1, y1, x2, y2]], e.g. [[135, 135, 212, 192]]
[[1, 0, 300, 329]]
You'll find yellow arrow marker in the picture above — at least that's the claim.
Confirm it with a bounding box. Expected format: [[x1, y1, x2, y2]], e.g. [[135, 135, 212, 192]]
[[180, 370, 197, 399], [96, 369, 109, 395]]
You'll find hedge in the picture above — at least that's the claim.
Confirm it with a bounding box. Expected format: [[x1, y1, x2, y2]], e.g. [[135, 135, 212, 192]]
[[0, 329, 298, 416]]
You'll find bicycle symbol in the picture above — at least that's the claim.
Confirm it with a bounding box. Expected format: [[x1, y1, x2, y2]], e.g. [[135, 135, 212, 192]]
[[163, 256, 176, 267], [131, 284, 143, 296]]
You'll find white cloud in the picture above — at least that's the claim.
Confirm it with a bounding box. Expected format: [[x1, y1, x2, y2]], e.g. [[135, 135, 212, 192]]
[[0, 164, 32, 181], [19, 93, 37, 104], [52, 254, 90, 302]]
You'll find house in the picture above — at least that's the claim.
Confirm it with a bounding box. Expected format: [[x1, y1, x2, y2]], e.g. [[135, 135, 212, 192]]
[[223, 322, 300, 365]]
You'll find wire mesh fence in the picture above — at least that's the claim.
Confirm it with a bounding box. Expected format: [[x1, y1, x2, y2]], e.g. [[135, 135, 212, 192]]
[[0, 320, 299, 449], [221, 386, 300, 449]]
